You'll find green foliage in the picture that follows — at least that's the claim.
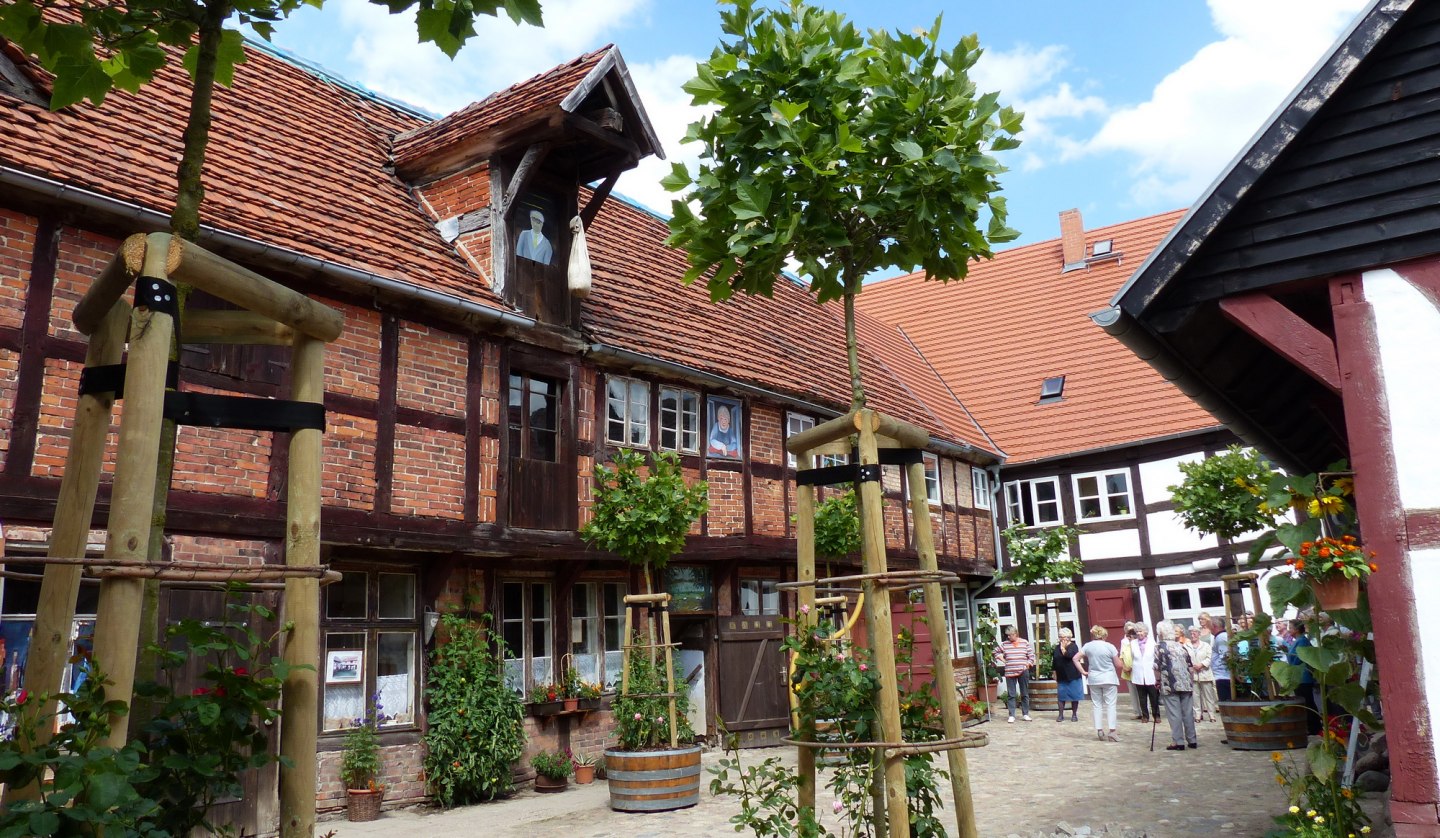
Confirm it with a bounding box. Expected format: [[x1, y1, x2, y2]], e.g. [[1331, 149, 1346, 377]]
[[340, 720, 381, 791], [998, 522, 1084, 590], [610, 641, 695, 751], [709, 735, 823, 838], [974, 604, 1002, 680], [0, 588, 299, 838], [423, 614, 525, 808], [1168, 446, 1282, 541], [0, 0, 544, 110], [813, 489, 861, 560], [529, 749, 573, 780], [1034, 639, 1055, 680], [1228, 613, 1279, 700], [1268, 747, 1372, 838], [581, 449, 708, 588]]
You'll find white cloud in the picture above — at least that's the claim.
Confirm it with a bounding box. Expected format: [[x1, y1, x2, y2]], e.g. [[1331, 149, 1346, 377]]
[[615, 54, 708, 218], [972, 43, 1068, 99], [1087, 0, 1370, 207], [972, 44, 1108, 173]]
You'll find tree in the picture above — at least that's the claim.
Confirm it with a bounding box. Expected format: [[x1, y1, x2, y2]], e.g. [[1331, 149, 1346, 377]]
[[997, 521, 1083, 591], [665, 0, 1021, 409], [580, 449, 708, 594]]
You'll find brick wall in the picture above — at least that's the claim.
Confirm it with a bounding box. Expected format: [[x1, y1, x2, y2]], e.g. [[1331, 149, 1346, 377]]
[[323, 413, 378, 510], [325, 303, 381, 400], [317, 742, 427, 811], [0, 209, 37, 332], [169, 535, 269, 565], [397, 322, 467, 417], [705, 469, 745, 536], [34, 358, 122, 479], [751, 475, 786, 536], [883, 500, 906, 551], [749, 404, 782, 466], [417, 165, 491, 221], [171, 385, 271, 497], [0, 349, 19, 472], [391, 425, 465, 518], [50, 227, 118, 343]]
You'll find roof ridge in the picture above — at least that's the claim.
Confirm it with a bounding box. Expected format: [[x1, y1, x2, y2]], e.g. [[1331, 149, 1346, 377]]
[[242, 34, 437, 121]]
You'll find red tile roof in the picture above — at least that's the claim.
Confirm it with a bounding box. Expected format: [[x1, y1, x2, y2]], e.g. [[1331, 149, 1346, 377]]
[[391, 46, 611, 171], [857, 211, 1220, 464]]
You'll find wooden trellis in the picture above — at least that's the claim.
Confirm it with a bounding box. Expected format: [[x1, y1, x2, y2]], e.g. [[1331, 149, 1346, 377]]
[[3, 232, 342, 838], [619, 591, 679, 747], [784, 409, 987, 838]]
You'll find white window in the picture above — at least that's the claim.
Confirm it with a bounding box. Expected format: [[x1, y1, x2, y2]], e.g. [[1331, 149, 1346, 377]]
[[1023, 592, 1078, 645], [606, 376, 650, 448], [323, 569, 420, 732], [942, 585, 973, 658], [923, 453, 940, 504], [571, 581, 627, 689], [786, 413, 815, 468], [739, 578, 781, 615], [1072, 468, 1134, 521], [1159, 582, 1231, 630], [1004, 477, 1062, 527], [500, 580, 552, 694], [971, 467, 991, 510], [659, 387, 700, 453]]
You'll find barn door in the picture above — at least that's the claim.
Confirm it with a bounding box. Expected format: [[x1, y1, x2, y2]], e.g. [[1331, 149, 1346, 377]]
[[1085, 588, 1137, 682], [717, 614, 788, 748], [157, 588, 281, 836]]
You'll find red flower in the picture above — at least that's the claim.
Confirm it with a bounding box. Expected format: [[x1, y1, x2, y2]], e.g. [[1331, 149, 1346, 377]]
[[192, 687, 210, 696], [15, 689, 28, 706], [233, 667, 249, 677], [214, 687, 227, 698]]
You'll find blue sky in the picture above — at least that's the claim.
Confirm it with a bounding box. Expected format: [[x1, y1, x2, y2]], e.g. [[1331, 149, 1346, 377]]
[[266, 0, 1370, 249]]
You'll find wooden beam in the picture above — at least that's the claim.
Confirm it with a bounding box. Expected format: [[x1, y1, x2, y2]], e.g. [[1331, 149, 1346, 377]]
[[579, 172, 620, 228], [793, 459, 818, 814], [72, 234, 150, 335], [499, 143, 552, 219], [182, 309, 294, 345], [564, 113, 641, 162], [5, 217, 60, 478], [1218, 292, 1342, 394]]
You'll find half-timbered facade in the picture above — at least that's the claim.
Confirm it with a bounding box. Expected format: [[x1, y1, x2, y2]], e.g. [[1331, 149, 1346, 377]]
[[0, 36, 1000, 818]]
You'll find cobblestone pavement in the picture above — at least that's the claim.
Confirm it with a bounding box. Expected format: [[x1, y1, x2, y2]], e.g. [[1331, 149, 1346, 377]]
[[324, 714, 1394, 837]]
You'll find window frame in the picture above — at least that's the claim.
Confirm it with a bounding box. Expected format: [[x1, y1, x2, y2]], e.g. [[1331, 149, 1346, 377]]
[[570, 580, 628, 690], [1023, 592, 1078, 645], [976, 598, 1018, 642], [739, 577, 781, 616], [971, 467, 991, 510], [500, 579, 554, 695], [1071, 468, 1135, 522], [508, 371, 561, 462], [922, 453, 940, 505], [1158, 582, 1235, 630], [1003, 476, 1063, 528], [321, 567, 422, 734], [785, 413, 816, 469], [605, 375, 651, 449], [942, 585, 973, 658], [659, 386, 700, 454]]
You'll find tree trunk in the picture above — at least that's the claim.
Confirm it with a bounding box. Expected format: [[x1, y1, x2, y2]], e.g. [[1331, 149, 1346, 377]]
[[844, 291, 865, 411]]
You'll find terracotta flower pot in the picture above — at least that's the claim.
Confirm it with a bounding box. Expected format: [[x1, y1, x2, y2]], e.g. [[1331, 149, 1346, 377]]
[[534, 773, 568, 793], [1312, 575, 1360, 610], [563, 698, 580, 712], [574, 764, 596, 784], [346, 788, 383, 822]]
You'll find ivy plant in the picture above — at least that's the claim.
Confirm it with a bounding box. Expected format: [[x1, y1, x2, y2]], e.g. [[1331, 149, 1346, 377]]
[[580, 449, 708, 593], [666, 0, 1021, 410]]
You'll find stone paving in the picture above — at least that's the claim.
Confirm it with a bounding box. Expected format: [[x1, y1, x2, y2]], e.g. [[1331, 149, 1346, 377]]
[[323, 713, 1394, 837]]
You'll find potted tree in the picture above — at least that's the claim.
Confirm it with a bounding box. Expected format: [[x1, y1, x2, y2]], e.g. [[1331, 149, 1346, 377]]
[[340, 703, 384, 822], [530, 749, 573, 793], [996, 522, 1082, 712]]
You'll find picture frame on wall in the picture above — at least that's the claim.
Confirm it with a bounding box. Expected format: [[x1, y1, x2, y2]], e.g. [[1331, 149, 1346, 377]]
[[325, 649, 363, 684], [514, 191, 559, 266], [706, 396, 743, 459]]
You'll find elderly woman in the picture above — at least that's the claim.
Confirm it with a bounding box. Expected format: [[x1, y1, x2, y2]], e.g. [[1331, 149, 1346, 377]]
[[1052, 628, 1084, 722], [1077, 625, 1121, 741], [1154, 620, 1198, 750], [1130, 623, 1160, 722], [1120, 621, 1143, 719], [1189, 625, 1217, 722], [993, 626, 1036, 722]]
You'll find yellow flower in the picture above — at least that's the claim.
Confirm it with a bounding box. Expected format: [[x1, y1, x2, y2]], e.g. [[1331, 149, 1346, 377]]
[[1289, 806, 1300, 814], [1271, 752, 1284, 763], [1362, 827, 1372, 834], [1314, 816, 1325, 825], [1335, 476, 1355, 496], [1317, 494, 1346, 515], [1342, 788, 1353, 799], [1306, 810, 1316, 818]]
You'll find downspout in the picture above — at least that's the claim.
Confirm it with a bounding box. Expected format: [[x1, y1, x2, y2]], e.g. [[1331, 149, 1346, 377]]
[[0, 165, 537, 332]]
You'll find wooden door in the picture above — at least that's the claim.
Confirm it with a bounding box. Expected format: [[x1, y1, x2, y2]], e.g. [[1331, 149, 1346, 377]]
[[717, 615, 788, 747], [1085, 587, 1137, 681], [506, 368, 576, 530]]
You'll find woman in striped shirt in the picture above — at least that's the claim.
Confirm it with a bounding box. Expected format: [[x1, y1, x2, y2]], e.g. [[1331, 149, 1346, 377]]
[[993, 626, 1036, 722]]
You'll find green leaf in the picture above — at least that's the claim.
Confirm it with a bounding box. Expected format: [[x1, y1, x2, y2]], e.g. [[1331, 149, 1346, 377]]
[[1269, 660, 1305, 693], [1307, 740, 1337, 780], [1267, 572, 1306, 608], [892, 139, 924, 161], [27, 811, 59, 837], [660, 162, 692, 193], [1295, 644, 1343, 672], [213, 28, 248, 88], [769, 99, 808, 125], [50, 53, 113, 109], [250, 20, 275, 40]]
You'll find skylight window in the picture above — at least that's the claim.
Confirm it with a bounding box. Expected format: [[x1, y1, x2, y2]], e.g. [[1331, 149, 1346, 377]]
[[1039, 376, 1066, 402], [1091, 239, 1113, 257]]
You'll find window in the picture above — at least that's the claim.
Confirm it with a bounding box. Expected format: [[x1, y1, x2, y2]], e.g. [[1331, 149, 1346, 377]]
[[606, 376, 650, 448], [659, 387, 700, 453], [501, 580, 553, 694], [1024, 593, 1078, 645], [509, 372, 560, 461], [322, 569, 419, 732], [976, 598, 1018, 642], [786, 413, 815, 468], [739, 578, 780, 616], [1073, 469, 1133, 521], [1, 556, 99, 718], [922, 453, 940, 504], [971, 468, 991, 510], [942, 586, 973, 658], [1004, 477, 1062, 527], [571, 581, 627, 689], [1159, 582, 1228, 629], [1039, 376, 1066, 402]]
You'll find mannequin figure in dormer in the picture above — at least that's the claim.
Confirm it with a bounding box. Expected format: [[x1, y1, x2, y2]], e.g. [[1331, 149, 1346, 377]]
[[516, 209, 553, 264]]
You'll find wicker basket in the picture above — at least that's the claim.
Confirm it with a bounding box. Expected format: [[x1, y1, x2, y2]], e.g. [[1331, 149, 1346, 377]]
[[346, 788, 383, 822]]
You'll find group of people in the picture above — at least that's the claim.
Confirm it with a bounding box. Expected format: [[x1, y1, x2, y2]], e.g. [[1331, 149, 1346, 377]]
[[991, 613, 1254, 750]]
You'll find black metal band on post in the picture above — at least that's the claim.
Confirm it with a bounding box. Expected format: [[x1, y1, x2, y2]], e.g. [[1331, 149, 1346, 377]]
[[163, 392, 326, 433], [134, 275, 181, 319], [878, 448, 925, 467], [794, 449, 925, 486], [78, 362, 180, 397], [856, 464, 882, 483]]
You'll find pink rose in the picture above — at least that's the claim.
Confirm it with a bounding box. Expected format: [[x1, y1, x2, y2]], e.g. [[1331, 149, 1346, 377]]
[[633, 713, 643, 720], [799, 604, 811, 615], [656, 716, 665, 723], [833, 801, 844, 814], [859, 664, 868, 672]]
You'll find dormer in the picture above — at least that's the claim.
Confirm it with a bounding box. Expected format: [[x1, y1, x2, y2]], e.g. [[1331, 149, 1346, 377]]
[[394, 46, 663, 327]]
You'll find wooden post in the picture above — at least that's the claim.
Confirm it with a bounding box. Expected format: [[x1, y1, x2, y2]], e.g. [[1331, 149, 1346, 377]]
[[91, 240, 175, 749], [794, 454, 818, 814], [855, 410, 908, 838], [280, 334, 324, 838], [2, 300, 129, 803], [906, 459, 978, 838], [661, 599, 677, 749], [621, 605, 635, 696]]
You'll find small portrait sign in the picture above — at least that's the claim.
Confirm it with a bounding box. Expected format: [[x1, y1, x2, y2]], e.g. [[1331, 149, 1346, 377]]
[[325, 650, 363, 684], [706, 396, 743, 459], [514, 192, 558, 266]]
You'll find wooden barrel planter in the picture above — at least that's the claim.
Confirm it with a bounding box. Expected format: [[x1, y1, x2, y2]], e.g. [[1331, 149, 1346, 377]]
[[1029, 679, 1058, 711], [1219, 700, 1309, 750], [604, 745, 702, 812]]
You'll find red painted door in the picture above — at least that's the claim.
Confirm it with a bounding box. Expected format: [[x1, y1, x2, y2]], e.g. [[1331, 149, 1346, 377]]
[[1085, 588, 1136, 681]]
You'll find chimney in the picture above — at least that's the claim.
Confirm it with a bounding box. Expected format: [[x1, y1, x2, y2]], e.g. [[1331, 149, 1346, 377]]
[[1060, 208, 1085, 272]]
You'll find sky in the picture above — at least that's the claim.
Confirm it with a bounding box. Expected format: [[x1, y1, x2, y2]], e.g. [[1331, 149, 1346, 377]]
[[264, 0, 1373, 250]]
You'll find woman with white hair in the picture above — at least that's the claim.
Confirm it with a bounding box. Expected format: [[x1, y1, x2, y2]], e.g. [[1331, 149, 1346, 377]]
[[1077, 624, 1121, 742], [1130, 623, 1160, 722], [1189, 624, 1217, 722], [1051, 627, 1084, 722], [1153, 620, 1198, 750]]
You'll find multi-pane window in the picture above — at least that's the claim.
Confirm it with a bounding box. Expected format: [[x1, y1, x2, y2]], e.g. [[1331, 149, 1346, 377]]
[[1072, 469, 1134, 521], [976, 598, 1018, 642], [501, 580, 553, 694], [1024, 593, 1079, 645], [739, 578, 780, 615], [659, 387, 700, 453], [923, 453, 940, 504], [1160, 583, 1228, 629], [1004, 477, 1062, 527], [942, 586, 973, 658], [786, 413, 815, 468], [571, 582, 627, 689], [322, 569, 419, 732], [509, 372, 560, 461], [606, 376, 650, 448], [971, 468, 991, 510]]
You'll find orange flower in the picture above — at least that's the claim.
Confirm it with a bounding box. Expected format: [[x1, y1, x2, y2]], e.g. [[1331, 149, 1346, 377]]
[[1295, 560, 1306, 571], [1285, 558, 1295, 566], [1319, 548, 1332, 558], [1368, 563, 1378, 573], [1342, 535, 1356, 544], [1333, 561, 1343, 569]]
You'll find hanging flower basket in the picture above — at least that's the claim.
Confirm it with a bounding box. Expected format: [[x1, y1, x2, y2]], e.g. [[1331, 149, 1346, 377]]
[[1311, 575, 1360, 611]]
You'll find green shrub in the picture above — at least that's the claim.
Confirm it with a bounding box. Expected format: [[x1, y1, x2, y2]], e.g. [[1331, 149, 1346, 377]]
[[530, 749, 574, 780]]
